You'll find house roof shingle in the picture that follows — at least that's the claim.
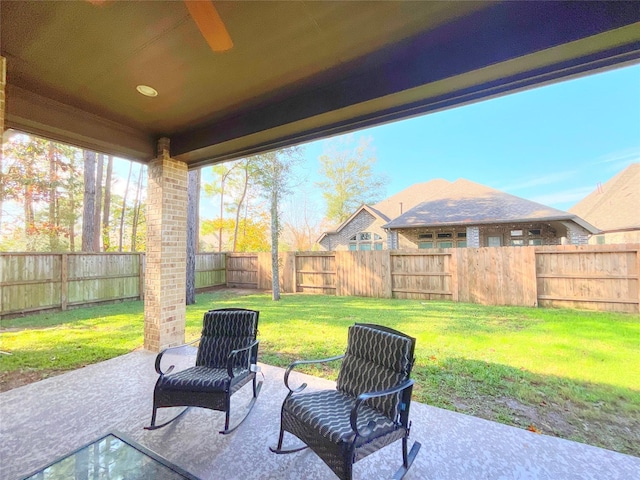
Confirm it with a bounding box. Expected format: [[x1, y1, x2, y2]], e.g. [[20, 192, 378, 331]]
[[383, 179, 598, 232], [569, 163, 640, 232]]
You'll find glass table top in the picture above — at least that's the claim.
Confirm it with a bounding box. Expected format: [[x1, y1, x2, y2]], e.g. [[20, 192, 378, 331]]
[[21, 432, 199, 480]]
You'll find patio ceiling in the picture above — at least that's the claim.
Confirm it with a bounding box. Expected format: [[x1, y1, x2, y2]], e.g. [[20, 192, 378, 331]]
[[2, 1, 640, 168]]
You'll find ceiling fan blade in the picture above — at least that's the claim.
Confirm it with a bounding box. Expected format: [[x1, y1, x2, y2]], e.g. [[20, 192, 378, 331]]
[[184, 0, 233, 52]]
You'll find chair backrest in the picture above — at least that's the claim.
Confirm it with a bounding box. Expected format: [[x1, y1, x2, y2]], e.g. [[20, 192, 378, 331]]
[[336, 323, 415, 420], [196, 308, 259, 369]]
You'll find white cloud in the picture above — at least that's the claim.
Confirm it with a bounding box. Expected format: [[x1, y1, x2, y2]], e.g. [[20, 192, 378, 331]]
[[592, 148, 640, 171], [530, 186, 594, 207], [499, 170, 578, 191]]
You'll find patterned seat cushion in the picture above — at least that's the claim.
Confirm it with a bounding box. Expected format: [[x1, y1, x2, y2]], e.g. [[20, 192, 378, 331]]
[[284, 390, 396, 445], [196, 309, 259, 368], [158, 366, 238, 392], [336, 324, 413, 420]]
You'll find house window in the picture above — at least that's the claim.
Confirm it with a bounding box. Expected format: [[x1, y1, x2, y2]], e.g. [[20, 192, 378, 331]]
[[511, 239, 525, 246], [596, 235, 605, 245], [418, 241, 433, 249], [511, 230, 523, 237], [457, 240, 467, 248], [529, 239, 542, 246], [418, 233, 433, 239], [349, 231, 383, 250], [487, 236, 501, 247], [437, 233, 452, 239], [457, 232, 466, 238], [437, 241, 453, 248], [528, 229, 541, 236]]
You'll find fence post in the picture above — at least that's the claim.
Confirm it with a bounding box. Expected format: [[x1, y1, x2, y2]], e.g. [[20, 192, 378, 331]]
[[450, 250, 459, 302], [61, 254, 68, 311], [636, 246, 640, 312]]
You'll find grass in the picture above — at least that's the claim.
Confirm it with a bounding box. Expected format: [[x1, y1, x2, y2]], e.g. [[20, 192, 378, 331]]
[[1, 290, 639, 456]]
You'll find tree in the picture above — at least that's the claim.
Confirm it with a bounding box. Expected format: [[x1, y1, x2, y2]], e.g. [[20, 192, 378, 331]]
[[186, 168, 201, 305], [118, 161, 133, 252], [281, 191, 323, 251], [316, 135, 387, 223], [102, 155, 113, 251], [252, 147, 304, 300], [203, 163, 238, 252], [81, 150, 97, 252], [130, 164, 145, 252], [93, 153, 104, 251]]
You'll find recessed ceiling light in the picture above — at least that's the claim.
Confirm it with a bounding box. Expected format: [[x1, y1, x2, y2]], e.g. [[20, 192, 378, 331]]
[[136, 85, 158, 97]]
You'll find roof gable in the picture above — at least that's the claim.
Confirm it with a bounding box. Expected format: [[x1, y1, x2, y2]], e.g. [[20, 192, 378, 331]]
[[569, 163, 640, 231]]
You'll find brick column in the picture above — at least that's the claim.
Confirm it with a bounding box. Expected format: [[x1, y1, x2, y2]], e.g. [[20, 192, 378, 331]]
[[466, 226, 480, 248], [1, 56, 6, 138], [144, 138, 188, 352], [562, 221, 589, 245]]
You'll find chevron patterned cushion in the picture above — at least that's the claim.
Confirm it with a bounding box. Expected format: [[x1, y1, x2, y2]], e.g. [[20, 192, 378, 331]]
[[196, 309, 258, 368], [157, 366, 236, 392], [284, 389, 396, 445], [336, 325, 412, 419]]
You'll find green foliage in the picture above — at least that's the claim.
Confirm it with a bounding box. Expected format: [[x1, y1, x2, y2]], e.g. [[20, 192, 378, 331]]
[[1, 134, 83, 251], [200, 217, 269, 251], [316, 135, 388, 223]]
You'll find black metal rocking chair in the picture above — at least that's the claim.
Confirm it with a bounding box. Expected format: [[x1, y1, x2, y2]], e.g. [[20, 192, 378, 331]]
[[146, 308, 261, 435], [271, 323, 421, 480]]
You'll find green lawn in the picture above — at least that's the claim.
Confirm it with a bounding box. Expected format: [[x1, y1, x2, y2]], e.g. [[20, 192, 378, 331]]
[[1, 290, 639, 456]]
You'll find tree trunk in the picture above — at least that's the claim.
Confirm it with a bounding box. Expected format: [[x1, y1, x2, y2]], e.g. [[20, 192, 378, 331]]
[[48, 142, 59, 251], [102, 155, 113, 251], [130, 164, 144, 252], [69, 191, 76, 252], [186, 168, 200, 305], [118, 161, 133, 252], [93, 153, 104, 251], [82, 150, 96, 252], [271, 186, 280, 301], [218, 172, 226, 253], [233, 166, 249, 252]]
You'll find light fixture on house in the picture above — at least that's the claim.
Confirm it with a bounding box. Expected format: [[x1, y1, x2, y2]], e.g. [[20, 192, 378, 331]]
[[136, 85, 158, 97]]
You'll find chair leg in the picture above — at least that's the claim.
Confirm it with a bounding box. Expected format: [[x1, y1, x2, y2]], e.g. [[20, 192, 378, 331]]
[[269, 424, 308, 454], [392, 437, 421, 480], [144, 406, 190, 431], [219, 376, 264, 435]]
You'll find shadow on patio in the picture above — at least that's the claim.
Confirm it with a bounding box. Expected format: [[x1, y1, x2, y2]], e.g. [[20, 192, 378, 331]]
[[1, 349, 638, 479]]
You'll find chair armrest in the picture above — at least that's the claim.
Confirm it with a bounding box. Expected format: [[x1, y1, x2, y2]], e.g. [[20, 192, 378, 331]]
[[284, 355, 345, 394], [154, 337, 201, 376], [350, 378, 414, 436], [226, 339, 260, 378]]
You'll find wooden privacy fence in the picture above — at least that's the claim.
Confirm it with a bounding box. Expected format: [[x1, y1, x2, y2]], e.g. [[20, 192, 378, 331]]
[[0, 252, 226, 317], [270, 245, 638, 313], [2, 246, 638, 316]]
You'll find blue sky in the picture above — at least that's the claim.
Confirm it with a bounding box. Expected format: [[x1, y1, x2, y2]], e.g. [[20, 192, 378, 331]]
[[298, 63, 640, 212]]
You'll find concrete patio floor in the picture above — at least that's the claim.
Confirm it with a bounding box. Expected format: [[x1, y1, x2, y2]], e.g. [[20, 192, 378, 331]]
[[1, 349, 638, 480]]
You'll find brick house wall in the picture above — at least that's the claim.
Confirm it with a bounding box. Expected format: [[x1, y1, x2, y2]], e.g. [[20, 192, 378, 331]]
[[394, 222, 582, 248], [319, 209, 390, 251]]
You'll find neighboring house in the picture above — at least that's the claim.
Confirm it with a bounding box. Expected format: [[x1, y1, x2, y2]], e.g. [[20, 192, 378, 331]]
[[318, 178, 598, 251], [317, 180, 450, 251], [569, 163, 640, 245]]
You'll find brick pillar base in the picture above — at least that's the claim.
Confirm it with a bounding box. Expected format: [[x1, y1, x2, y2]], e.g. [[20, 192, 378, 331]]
[[144, 138, 188, 352]]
